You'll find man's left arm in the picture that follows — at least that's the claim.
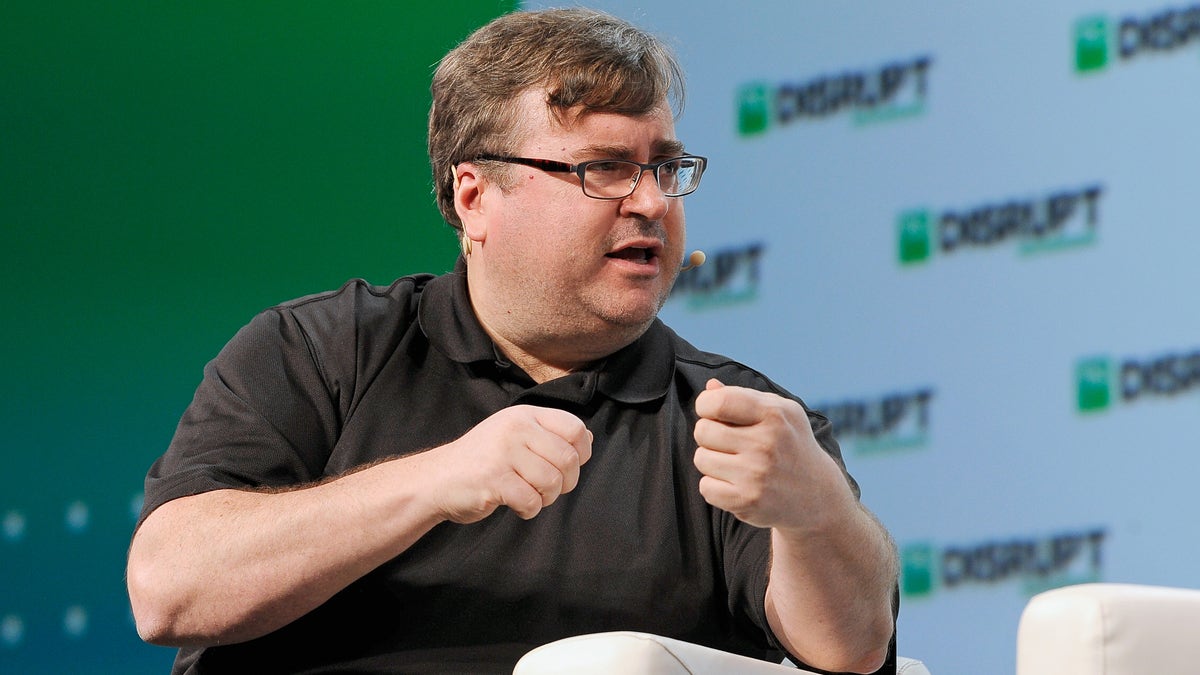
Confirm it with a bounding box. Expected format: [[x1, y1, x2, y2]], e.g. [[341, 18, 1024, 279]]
[[693, 379, 898, 674]]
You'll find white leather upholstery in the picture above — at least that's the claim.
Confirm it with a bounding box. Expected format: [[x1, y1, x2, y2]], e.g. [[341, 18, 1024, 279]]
[[1016, 582, 1200, 675], [514, 631, 932, 674], [897, 655, 931, 674], [514, 632, 813, 674]]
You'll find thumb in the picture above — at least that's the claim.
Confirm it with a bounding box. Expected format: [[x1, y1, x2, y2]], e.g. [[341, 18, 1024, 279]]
[[705, 378, 725, 391]]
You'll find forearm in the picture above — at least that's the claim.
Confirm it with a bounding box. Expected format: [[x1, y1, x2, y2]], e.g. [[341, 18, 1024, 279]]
[[765, 502, 898, 674], [128, 404, 591, 647], [127, 456, 442, 647]]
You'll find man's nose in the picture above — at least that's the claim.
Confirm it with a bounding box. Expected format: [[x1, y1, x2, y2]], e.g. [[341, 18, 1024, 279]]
[[620, 168, 671, 220]]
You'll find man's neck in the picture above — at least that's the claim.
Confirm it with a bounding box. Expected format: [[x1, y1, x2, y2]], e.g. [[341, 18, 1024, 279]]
[[461, 260, 653, 383], [486, 329, 601, 384]]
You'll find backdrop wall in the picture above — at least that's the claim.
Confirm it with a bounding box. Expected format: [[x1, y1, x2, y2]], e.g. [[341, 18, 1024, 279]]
[[7, 1, 1199, 673], [2, 2, 513, 672], [524, 1, 1200, 672]]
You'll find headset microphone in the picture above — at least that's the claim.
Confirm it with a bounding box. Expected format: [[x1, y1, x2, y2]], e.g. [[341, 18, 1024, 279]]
[[680, 250, 706, 272]]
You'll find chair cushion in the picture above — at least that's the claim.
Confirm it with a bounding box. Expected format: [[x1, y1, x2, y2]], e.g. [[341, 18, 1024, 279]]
[[514, 632, 815, 674], [1017, 582, 1200, 675]]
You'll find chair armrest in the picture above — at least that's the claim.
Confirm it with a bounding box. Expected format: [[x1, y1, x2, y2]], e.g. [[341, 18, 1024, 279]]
[[897, 655, 932, 674], [514, 632, 816, 674], [1017, 582, 1200, 675]]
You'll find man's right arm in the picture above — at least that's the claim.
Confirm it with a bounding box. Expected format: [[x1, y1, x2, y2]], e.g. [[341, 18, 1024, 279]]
[[126, 405, 591, 647]]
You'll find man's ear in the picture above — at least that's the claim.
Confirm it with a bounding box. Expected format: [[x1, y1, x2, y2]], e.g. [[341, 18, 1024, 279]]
[[453, 162, 488, 246]]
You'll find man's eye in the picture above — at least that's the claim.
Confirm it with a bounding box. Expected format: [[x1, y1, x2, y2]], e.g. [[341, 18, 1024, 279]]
[[588, 161, 628, 174]]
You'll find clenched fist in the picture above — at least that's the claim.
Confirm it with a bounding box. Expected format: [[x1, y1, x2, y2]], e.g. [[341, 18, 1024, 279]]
[[420, 405, 593, 524], [693, 379, 851, 530]]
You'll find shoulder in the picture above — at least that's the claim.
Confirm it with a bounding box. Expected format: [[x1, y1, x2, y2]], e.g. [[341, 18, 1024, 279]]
[[662, 323, 794, 399], [272, 274, 435, 328], [661, 323, 852, 487], [216, 274, 438, 374], [251, 274, 438, 349]]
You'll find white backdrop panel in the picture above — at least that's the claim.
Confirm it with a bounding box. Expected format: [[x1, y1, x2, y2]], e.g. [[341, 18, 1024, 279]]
[[523, 2, 1200, 672]]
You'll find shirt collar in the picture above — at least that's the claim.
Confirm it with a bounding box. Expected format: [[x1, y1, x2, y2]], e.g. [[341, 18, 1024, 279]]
[[417, 257, 675, 404]]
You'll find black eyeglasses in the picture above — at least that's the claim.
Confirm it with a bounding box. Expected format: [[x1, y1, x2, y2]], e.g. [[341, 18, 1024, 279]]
[[475, 154, 707, 199]]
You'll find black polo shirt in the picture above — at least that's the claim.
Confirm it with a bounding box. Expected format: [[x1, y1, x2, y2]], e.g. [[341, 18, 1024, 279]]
[[142, 266, 869, 674]]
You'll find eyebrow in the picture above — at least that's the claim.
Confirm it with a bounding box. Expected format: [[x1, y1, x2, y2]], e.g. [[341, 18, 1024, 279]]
[[576, 139, 687, 161]]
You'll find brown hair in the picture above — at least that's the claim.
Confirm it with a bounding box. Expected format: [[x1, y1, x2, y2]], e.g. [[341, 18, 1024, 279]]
[[428, 7, 685, 231]]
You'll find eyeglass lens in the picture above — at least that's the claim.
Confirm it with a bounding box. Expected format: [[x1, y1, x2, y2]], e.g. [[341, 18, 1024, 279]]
[[584, 158, 702, 198]]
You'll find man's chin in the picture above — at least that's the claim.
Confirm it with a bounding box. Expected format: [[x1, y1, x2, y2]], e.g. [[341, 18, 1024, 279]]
[[595, 305, 663, 342], [576, 285, 670, 334]]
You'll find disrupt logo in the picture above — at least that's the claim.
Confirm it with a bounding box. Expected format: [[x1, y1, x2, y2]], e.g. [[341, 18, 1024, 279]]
[[897, 184, 1102, 265], [737, 55, 932, 136], [901, 528, 1107, 599], [1075, 5, 1200, 73], [670, 242, 764, 310], [1076, 347, 1200, 413], [816, 387, 934, 456]]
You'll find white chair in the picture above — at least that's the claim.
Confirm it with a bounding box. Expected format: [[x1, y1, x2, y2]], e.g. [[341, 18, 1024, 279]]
[[1017, 582, 1200, 675], [514, 631, 931, 674]]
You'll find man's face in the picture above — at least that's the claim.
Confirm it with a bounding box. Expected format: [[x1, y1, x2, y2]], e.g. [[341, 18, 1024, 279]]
[[471, 89, 689, 347]]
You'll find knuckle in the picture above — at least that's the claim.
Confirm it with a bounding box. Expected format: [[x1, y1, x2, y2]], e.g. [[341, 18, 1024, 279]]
[[559, 447, 580, 469], [712, 392, 731, 417], [761, 403, 790, 428], [746, 436, 773, 457], [742, 482, 765, 506], [570, 419, 589, 440], [518, 491, 543, 517]]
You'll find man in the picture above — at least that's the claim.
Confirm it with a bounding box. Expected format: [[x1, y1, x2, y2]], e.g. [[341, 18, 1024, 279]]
[[127, 8, 898, 674]]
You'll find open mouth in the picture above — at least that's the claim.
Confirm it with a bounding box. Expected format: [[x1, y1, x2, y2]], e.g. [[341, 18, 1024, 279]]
[[606, 247, 656, 263]]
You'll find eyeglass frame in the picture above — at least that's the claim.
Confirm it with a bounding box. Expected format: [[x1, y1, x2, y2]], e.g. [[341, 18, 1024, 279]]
[[471, 153, 708, 200]]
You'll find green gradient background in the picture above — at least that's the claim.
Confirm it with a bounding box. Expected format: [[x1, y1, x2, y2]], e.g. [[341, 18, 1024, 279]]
[[1, 2, 515, 671]]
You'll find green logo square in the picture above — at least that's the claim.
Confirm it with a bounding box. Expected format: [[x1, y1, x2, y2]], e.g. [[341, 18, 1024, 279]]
[[897, 210, 933, 265], [1076, 357, 1112, 412], [737, 82, 771, 137], [1075, 16, 1109, 73], [901, 543, 936, 597]]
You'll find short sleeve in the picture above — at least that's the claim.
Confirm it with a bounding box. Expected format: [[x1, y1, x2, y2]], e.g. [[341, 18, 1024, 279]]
[[138, 306, 341, 527]]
